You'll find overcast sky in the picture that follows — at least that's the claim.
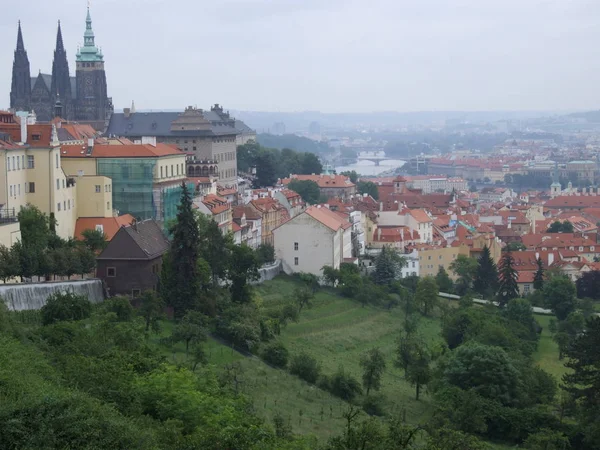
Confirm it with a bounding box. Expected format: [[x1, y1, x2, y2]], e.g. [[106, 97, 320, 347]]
[[1, 0, 600, 113]]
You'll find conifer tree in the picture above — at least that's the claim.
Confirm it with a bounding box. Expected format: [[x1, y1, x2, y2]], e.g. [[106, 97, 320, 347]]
[[162, 182, 200, 317], [473, 245, 498, 299], [533, 256, 545, 291], [497, 250, 519, 307]]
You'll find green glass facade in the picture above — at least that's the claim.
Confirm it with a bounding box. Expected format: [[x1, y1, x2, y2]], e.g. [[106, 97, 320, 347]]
[[96, 158, 192, 225]]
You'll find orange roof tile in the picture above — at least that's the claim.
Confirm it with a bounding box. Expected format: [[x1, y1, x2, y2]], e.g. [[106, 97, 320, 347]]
[[74, 214, 135, 241], [61, 143, 183, 158], [303, 206, 351, 231]]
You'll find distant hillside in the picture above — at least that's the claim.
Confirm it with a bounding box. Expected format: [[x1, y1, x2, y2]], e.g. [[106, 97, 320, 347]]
[[257, 133, 332, 154], [566, 110, 600, 122]]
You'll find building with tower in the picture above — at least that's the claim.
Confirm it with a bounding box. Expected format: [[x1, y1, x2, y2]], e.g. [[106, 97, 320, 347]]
[[9, 8, 112, 130]]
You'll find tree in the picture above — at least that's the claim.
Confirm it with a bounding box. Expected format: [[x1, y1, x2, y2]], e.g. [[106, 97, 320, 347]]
[[497, 251, 519, 307], [443, 343, 520, 405], [576, 270, 600, 300], [563, 317, 600, 447], [253, 148, 278, 187], [236, 141, 259, 173], [372, 246, 406, 286], [340, 170, 359, 183], [162, 182, 200, 318], [12, 241, 38, 281], [548, 220, 574, 233], [262, 341, 289, 368], [449, 255, 478, 295], [435, 266, 454, 294], [256, 244, 275, 265], [503, 298, 536, 334], [81, 228, 108, 252], [197, 213, 231, 286], [139, 290, 164, 333], [294, 285, 313, 314], [322, 265, 341, 286], [357, 181, 379, 200], [40, 292, 92, 325], [473, 245, 498, 299], [405, 340, 431, 400], [544, 276, 577, 321], [0, 244, 19, 282], [329, 366, 363, 401], [288, 179, 321, 204], [77, 247, 96, 278], [415, 276, 439, 316], [17, 204, 50, 250], [506, 241, 526, 252], [171, 311, 207, 357], [533, 256, 545, 291], [228, 243, 260, 303], [524, 429, 571, 450], [300, 152, 323, 175], [359, 348, 386, 395]]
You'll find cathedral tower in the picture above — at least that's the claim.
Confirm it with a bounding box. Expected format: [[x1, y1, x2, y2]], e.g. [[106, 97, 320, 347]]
[[50, 21, 72, 118], [75, 7, 111, 125], [9, 21, 31, 112]]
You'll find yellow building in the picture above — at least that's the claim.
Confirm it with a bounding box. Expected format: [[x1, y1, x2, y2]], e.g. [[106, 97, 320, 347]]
[[417, 244, 470, 278]]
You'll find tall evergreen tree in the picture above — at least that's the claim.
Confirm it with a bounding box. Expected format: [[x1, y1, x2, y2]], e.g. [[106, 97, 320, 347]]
[[473, 245, 498, 299], [162, 182, 200, 317], [372, 246, 405, 286], [497, 251, 519, 307], [533, 256, 545, 291]]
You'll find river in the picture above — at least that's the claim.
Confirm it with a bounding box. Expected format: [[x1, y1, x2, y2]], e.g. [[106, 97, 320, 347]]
[[335, 151, 405, 176]]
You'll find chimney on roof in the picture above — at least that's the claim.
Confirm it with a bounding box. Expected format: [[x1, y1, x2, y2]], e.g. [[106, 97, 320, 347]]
[[535, 251, 539, 259], [20, 115, 27, 144], [123, 108, 131, 118], [548, 252, 554, 266]]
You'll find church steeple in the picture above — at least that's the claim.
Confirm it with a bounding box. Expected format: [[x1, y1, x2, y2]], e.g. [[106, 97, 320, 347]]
[[51, 20, 72, 112], [77, 7, 103, 62], [10, 21, 31, 112]]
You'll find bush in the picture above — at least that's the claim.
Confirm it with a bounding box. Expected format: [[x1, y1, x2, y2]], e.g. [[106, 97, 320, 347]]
[[262, 341, 289, 368], [329, 367, 363, 401], [289, 352, 321, 384], [317, 374, 331, 391], [280, 303, 299, 325], [101, 297, 134, 322], [362, 394, 386, 416], [256, 244, 275, 265], [41, 292, 92, 325]]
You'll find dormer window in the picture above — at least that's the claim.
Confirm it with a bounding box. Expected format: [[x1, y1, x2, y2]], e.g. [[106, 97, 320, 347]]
[[32, 134, 41, 141]]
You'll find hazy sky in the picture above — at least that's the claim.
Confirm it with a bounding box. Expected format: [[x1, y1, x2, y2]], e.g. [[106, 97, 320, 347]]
[[1, 0, 600, 113]]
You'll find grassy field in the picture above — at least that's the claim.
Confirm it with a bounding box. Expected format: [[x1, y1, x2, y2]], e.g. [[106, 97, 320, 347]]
[[257, 276, 443, 424], [157, 275, 567, 443]]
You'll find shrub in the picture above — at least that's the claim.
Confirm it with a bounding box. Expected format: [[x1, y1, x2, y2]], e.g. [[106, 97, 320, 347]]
[[101, 296, 134, 322], [262, 341, 289, 368], [41, 292, 91, 325], [289, 352, 321, 384], [329, 367, 363, 401], [280, 303, 299, 326], [362, 394, 386, 416]]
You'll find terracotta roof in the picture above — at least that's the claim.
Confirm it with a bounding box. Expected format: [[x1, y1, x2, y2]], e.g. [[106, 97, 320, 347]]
[[61, 143, 184, 158], [409, 209, 432, 223], [74, 214, 136, 241], [280, 174, 355, 189], [303, 206, 351, 231], [545, 195, 600, 209]]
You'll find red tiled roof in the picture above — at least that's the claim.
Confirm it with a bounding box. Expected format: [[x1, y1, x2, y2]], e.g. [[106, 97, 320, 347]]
[[61, 143, 184, 158], [280, 174, 355, 189], [304, 206, 351, 231], [74, 214, 135, 241]]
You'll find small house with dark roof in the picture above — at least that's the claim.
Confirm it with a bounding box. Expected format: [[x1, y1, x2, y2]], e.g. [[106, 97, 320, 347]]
[[97, 219, 170, 297]]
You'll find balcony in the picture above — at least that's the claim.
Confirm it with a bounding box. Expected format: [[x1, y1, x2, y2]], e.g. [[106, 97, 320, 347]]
[[0, 207, 18, 225]]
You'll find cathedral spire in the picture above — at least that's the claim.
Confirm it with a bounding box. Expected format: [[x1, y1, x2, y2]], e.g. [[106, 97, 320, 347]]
[[16, 20, 25, 53], [77, 5, 103, 62], [55, 20, 65, 53]]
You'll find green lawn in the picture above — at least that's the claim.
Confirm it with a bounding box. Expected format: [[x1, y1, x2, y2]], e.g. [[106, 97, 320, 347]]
[[533, 314, 569, 380], [256, 276, 443, 424]]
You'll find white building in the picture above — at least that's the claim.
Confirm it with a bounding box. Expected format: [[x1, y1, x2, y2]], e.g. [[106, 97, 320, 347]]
[[407, 175, 467, 194], [400, 249, 420, 278], [273, 205, 352, 276]]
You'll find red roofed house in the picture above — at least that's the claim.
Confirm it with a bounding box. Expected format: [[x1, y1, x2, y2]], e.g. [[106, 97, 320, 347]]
[[75, 214, 135, 242], [247, 197, 287, 245], [196, 194, 233, 234], [279, 174, 356, 200], [273, 205, 352, 276], [232, 205, 262, 248]]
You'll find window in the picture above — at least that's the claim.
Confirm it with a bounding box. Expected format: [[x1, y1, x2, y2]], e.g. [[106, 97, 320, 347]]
[[6, 156, 10, 171], [9, 186, 12, 196], [579, 246, 584, 252], [524, 284, 531, 294], [412, 262, 415, 268], [428, 255, 432, 260], [439, 255, 442, 260], [176, 165, 179, 176], [131, 289, 141, 297], [591, 246, 595, 252], [28, 182, 35, 193], [107, 201, 110, 210], [16, 157, 20, 170], [160, 166, 163, 178], [294, 257, 299, 266], [12, 156, 15, 169], [193, 146, 197, 151], [105, 185, 108, 192], [412, 271, 417, 276], [294, 242, 299, 251], [63, 201, 66, 210], [62, 179, 65, 189], [32, 134, 41, 141], [107, 267, 116, 277], [57, 203, 61, 211], [171, 165, 173, 176], [55, 154, 59, 168], [95, 185, 101, 193], [17, 184, 20, 195], [56, 179, 60, 190], [68, 199, 70, 209]]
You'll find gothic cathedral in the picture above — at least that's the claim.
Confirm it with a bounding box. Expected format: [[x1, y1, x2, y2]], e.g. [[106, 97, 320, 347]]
[[9, 7, 113, 130]]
